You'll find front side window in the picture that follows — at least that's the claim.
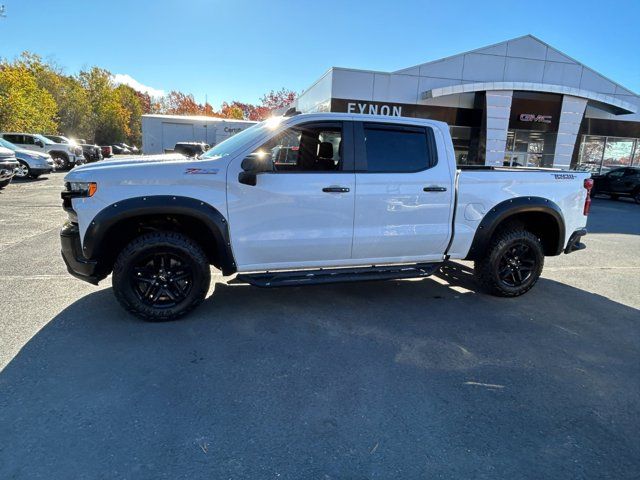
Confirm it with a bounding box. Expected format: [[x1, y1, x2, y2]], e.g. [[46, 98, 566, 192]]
[[254, 122, 343, 172], [22, 135, 35, 145], [363, 124, 431, 172]]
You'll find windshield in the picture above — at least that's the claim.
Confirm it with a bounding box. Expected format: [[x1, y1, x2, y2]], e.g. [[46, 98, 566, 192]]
[[199, 118, 283, 160], [0, 138, 18, 151], [35, 134, 56, 145]]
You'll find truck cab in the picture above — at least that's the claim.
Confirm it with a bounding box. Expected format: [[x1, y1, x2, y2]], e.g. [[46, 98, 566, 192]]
[[60, 113, 592, 321]]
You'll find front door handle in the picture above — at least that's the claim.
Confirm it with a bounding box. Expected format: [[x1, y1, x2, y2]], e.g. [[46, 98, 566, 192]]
[[423, 186, 447, 192], [323, 186, 350, 193]]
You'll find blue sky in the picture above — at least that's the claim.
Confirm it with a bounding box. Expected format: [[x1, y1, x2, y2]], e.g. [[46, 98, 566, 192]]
[[1, 0, 639, 107]]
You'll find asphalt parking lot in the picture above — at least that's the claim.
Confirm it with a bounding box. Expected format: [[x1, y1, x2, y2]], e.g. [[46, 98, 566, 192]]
[[1, 172, 639, 479]]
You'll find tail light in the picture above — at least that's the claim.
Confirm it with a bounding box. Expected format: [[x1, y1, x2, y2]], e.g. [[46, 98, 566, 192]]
[[583, 178, 594, 215]]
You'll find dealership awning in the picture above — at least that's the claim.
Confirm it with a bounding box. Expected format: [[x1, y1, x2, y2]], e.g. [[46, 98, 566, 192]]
[[421, 82, 637, 115]]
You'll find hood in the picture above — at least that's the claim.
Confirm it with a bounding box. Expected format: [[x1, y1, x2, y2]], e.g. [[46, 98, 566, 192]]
[[15, 148, 49, 159], [77, 153, 186, 170], [0, 146, 16, 160]]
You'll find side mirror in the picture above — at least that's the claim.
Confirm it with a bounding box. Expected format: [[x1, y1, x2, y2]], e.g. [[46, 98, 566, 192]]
[[238, 152, 272, 186], [34, 139, 43, 147]]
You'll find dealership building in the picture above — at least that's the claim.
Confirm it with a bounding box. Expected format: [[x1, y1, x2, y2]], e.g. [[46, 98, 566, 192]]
[[294, 35, 640, 172]]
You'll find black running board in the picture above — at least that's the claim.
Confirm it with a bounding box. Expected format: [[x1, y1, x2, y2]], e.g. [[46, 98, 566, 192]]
[[236, 262, 443, 288]]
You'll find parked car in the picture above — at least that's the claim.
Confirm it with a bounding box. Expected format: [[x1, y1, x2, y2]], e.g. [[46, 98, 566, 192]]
[[44, 135, 102, 163], [101, 146, 113, 158], [0, 133, 83, 170], [61, 113, 593, 321], [0, 146, 19, 189], [111, 144, 131, 155], [592, 166, 640, 203], [174, 142, 210, 157], [0, 138, 54, 179]]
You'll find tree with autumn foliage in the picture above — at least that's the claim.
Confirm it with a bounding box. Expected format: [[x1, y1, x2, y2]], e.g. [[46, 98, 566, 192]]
[[0, 51, 297, 145]]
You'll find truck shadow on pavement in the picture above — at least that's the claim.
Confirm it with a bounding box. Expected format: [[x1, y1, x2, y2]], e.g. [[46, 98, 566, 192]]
[[1, 263, 639, 479], [589, 198, 640, 235]]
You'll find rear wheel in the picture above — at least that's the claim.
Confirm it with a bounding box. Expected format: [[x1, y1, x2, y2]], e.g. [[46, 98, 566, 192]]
[[0, 179, 11, 189], [474, 227, 544, 297], [632, 188, 640, 205], [112, 232, 211, 321]]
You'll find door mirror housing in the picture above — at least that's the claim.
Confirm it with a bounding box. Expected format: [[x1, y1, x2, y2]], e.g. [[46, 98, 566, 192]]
[[34, 139, 44, 147], [239, 152, 273, 186]]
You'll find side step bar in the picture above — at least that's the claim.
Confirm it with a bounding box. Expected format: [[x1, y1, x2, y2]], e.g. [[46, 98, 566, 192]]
[[236, 263, 443, 288]]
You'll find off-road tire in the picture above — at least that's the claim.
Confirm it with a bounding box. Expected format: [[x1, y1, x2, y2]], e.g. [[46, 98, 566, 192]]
[[474, 227, 544, 297], [112, 231, 211, 322]]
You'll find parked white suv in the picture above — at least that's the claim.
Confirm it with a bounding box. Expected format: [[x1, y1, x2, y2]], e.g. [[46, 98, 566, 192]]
[[61, 113, 592, 321], [0, 133, 83, 169]]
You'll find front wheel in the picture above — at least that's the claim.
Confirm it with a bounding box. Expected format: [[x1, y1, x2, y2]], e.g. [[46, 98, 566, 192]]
[[112, 232, 211, 321], [474, 228, 544, 297], [14, 161, 30, 179], [52, 154, 69, 170]]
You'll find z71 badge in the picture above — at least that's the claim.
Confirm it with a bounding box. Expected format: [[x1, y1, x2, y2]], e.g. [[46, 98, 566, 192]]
[[185, 168, 219, 175]]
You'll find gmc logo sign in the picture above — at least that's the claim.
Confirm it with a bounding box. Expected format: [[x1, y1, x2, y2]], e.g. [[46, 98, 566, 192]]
[[519, 113, 552, 124]]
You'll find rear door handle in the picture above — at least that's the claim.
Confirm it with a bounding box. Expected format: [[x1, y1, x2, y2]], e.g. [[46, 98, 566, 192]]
[[322, 186, 350, 193], [423, 186, 447, 192]]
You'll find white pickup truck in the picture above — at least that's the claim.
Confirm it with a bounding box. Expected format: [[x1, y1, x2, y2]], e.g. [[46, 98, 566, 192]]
[[61, 112, 592, 321]]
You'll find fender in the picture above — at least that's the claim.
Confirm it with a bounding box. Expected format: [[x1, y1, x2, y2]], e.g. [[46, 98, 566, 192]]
[[82, 195, 237, 275], [464, 196, 566, 260]]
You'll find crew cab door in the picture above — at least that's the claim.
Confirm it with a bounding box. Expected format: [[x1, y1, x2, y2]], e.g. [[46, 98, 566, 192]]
[[227, 121, 356, 271], [351, 122, 454, 263]]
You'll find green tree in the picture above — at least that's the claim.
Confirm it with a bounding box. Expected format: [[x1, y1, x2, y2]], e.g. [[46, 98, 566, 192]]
[[0, 62, 58, 133], [116, 84, 143, 145], [79, 67, 129, 144], [17, 52, 90, 138]]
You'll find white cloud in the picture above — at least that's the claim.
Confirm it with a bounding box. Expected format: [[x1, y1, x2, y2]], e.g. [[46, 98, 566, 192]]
[[112, 73, 165, 98]]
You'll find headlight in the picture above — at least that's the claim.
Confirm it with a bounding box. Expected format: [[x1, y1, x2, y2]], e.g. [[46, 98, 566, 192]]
[[66, 181, 97, 197]]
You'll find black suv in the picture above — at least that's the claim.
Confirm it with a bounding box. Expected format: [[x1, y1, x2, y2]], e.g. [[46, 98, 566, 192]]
[[592, 166, 640, 203]]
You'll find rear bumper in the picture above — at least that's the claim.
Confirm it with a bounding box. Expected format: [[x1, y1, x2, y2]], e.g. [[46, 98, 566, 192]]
[[60, 222, 105, 285], [564, 228, 587, 254], [0, 160, 18, 180]]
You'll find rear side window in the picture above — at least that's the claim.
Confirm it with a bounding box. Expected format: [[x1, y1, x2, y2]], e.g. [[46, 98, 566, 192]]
[[4, 134, 22, 143], [363, 124, 432, 172]]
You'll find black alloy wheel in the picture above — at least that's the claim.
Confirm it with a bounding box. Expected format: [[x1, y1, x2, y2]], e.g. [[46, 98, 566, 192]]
[[474, 227, 544, 297], [496, 242, 537, 288], [131, 252, 194, 308], [112, 231, 211, 321]]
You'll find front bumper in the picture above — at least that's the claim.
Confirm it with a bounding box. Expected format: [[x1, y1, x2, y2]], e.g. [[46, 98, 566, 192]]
[[60, 222, 105, 285], [564, 228, 587, 254]]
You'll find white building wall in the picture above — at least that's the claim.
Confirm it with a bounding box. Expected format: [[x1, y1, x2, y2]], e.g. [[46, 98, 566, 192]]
[[485, 91, 513, 166], [554, 96, 588, 169]]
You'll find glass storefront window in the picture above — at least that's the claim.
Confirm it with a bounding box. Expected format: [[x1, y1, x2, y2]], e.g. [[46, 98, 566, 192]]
[[603, 137, 635, 169], [576, 135, 638, 174], [450, 126, 482, 165], [504, 130, 556, 167]]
